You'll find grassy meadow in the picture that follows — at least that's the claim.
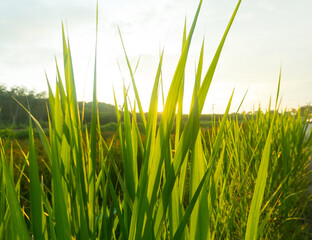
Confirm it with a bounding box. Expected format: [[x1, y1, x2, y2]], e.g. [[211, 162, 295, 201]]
[[1, 0, 312, 239]]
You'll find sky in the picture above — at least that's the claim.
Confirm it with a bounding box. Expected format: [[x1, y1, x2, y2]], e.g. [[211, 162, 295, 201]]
[[0, 0, 311, 114]]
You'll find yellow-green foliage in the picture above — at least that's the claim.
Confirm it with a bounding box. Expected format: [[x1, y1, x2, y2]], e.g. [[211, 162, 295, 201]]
[[0, 0, 311, 239]]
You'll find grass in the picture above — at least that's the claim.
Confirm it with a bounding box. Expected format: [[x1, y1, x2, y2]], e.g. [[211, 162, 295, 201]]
[[1, 0, 312, 239]]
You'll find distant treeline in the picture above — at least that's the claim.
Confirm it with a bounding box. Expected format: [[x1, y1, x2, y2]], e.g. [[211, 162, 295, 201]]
[[0, 85, 48, 127], [0, 85, 311, 128], [0, 85, 117, 127]]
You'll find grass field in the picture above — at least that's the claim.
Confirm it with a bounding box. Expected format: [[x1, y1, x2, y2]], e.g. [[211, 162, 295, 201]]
[[1, 0, 312, 239]]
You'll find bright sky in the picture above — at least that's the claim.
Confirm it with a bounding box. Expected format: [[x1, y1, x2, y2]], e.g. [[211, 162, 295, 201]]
[[1, 0, 311, 114]]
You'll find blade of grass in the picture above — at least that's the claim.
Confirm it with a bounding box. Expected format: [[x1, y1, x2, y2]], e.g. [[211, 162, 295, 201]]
[[1, 140, 30, 240], [50, 131, 71, 240], [118, 27, 147, 131], [28, 118, 44, 240], [151, 0, 242, 235], [88, 3, 99, 238], [245, 72, 281, 240], [198, 0, 241, 112], [131, 2, 204, 239], [172, 92, 234, 240], [245, 119, 274, 240], [168, 21, 188, 239]]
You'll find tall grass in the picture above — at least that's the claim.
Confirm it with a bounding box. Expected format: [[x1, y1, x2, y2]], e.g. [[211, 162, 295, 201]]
[[1, 0, 312, 239]]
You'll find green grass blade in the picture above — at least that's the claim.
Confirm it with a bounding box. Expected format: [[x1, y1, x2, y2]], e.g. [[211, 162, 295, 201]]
[[103, 158, 129, 239], [0, 141, 30, 240], [144, 52, 163, 166], [189, 45, 206, 240], [150, 0, 241, 235], [189, 131, 209, 240], [245, 117, 275, 240], [169, 24, 187, 237], [198, 0, 241, 112], [40, 178, 57, 240], [175, 19, 187, 147], [118, 27, 147, 131], [28, 118, 44, 240], [172, 92, 234, 240], [0, 159, 5, 230], [55, 61, 68, 116], [275, 68, 281, 109], [188, 46, 206, 240], [190, 39, 204, 109], [50, 132, 71, 240], [131, 1, 203, 238], [102, 138, 134, 211], [123, 85, 137, 201], [88, 3, 99, 237], [0, 210, 9, 240], [62, 26, 89, 238]]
